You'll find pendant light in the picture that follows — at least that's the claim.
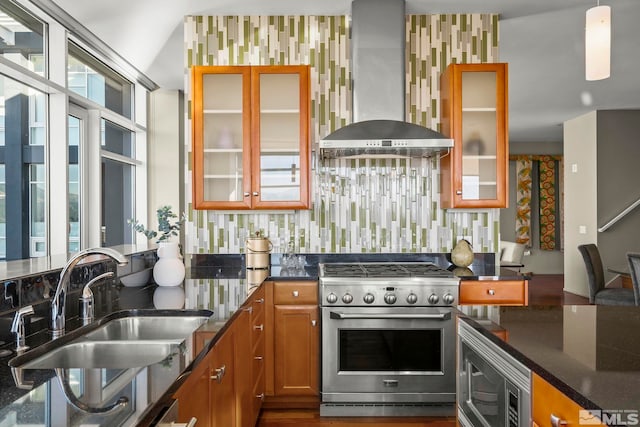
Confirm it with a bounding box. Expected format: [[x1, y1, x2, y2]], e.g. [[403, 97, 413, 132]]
[[585, 2, 611, 81]]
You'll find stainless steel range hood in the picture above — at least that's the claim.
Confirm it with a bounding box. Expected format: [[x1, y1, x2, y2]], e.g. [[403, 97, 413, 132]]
[[319, 0, 453, 159]]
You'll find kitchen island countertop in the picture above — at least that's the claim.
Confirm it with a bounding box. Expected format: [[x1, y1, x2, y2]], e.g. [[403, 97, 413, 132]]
[[459, 304, 640, 416]]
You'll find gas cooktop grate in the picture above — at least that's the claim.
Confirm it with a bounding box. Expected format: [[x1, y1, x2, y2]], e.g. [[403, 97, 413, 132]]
[[320, 262, 455, 279]]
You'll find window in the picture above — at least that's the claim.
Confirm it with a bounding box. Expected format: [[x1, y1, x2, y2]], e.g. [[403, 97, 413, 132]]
[[0, 3, 45, 76], [68, 43, 133, 119], [68, 115, 81, 253], [0, 74, 47, 260], [101, 119, 135, 246], [0, 0, 149, 261]]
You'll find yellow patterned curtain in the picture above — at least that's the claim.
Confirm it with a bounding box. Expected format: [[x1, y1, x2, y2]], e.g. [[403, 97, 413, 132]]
[[510, 155, 563, 250]]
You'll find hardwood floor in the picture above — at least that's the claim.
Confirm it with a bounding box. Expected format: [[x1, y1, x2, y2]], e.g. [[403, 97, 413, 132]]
[[256, 273, 583, 427], [526, 273, 589, 305]]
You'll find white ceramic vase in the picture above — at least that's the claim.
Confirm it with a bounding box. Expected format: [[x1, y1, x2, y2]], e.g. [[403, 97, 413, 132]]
[[153, 241, 185, 286]]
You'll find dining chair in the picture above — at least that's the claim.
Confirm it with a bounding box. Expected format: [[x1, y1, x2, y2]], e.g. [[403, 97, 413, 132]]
[[625, 252, 640, 306], [500, 241, 526, 271], [577, 244, 637, 305]]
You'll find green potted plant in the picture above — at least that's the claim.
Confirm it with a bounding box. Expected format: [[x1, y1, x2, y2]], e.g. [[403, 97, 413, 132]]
[[129, 206, 186, 287]]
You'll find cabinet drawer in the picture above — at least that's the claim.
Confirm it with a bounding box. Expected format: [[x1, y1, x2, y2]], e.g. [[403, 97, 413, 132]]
[[532, 373, 605, 426], [274, 281, 318, 305], [459, 280, 528, 306]]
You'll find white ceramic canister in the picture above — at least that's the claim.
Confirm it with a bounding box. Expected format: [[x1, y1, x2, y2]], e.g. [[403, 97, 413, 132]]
[[246, 235, 273, 270], [247, 268, 269, 285]]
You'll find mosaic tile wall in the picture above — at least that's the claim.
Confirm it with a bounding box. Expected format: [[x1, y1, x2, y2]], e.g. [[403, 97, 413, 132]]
[[183, 14, 500, 255]]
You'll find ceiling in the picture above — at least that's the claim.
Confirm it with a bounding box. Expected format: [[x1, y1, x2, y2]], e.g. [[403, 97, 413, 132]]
[[52, 0, 640, 144]]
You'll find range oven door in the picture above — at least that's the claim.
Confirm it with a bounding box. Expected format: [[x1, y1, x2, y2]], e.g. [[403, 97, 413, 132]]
[[321, 306, 455, 404]]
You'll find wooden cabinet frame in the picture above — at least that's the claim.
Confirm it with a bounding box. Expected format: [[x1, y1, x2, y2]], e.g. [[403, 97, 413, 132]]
[[440, 63, 509, 208], [191, 65, 310, 210]]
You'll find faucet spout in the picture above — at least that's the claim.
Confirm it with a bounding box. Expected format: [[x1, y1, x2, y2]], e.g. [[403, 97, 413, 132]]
[[51, 247, 128, 338]]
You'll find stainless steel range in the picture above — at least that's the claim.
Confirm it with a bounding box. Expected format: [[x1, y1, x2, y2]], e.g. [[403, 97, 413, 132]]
[[319, 262, 460, 417]]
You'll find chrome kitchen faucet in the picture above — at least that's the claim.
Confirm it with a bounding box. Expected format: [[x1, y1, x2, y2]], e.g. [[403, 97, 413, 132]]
[[50, 247, 128, 337]]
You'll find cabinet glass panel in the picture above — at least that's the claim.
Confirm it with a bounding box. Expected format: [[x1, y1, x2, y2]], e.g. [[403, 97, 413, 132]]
[[259, 73, 301, 201], [202, 73, 245, 202], [461, 71, 497, 201]]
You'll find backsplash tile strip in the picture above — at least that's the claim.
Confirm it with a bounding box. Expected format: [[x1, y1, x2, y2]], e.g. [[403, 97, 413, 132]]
[[184, 14, 500, 255]]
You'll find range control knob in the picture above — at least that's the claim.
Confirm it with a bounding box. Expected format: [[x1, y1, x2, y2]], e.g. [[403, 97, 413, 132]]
[[406, 293, 418, 304], [363, 293, 375, 304], [428, 293, 439, 305], [384, 293, 397, 305], [326, 293, 338, 304], [442, 293, 455, 305], [342, 293, 354, 304]]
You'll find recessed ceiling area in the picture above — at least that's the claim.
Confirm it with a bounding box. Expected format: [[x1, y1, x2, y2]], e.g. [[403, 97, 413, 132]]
[[52, 0, 640, 144]]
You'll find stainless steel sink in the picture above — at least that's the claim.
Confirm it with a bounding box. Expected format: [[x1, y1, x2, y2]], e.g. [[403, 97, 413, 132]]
[[82, 316, 210, 342], [17, 341, 176, 369], [8, 309, 213, 371]]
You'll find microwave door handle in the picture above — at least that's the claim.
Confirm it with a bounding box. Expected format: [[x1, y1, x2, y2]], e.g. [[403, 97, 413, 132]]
[[329, 312, 451, 321]]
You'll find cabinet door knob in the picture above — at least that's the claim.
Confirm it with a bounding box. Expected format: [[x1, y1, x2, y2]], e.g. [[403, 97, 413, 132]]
[[254, 324, 264, 331], [292, 290, 299, 297], [252, 191, 259, 196], [244, 192, 250, 197], [211, 365, 226, 383], [256, 393, 265, 400], [255, 298, 265, 304], [456, 190, 463, 195], [550, 414, 568, 427], [311, 320, 317, 327], [487, 289, 496, 296], [254, 356, 263, 361]]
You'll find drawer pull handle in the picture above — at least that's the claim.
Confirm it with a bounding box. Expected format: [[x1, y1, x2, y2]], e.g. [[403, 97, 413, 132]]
[[254, 356, 263, 361], [292, 290, 299, 297], [255, 298, 264, 304], [550, 414, 568, 427], [487, 289, 496, 296], [211, 365, 226, 383], [254, 324, 264, 331], [256, 393, 265, 400]]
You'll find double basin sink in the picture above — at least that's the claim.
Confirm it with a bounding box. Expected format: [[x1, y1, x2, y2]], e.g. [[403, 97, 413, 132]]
[[9, 309, 213, 370]]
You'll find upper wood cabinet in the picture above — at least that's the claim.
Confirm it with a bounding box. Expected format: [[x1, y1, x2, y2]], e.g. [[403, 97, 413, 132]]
[[191, 65, 310, 210], [440, 63, 509, 208]]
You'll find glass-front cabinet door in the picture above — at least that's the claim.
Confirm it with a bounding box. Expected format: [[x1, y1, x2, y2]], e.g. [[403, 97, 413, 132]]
[[191, 65, 310, 210], [252, 66, 309, 208], [440, 63, 508, 208]]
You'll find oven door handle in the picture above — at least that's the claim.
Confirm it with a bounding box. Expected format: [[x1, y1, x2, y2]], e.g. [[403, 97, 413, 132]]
[[329, 311, 451, 320]]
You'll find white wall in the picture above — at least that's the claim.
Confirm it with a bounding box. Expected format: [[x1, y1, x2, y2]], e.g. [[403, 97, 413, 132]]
[[148, 90, 183, 241], [563, 111, 598, 297]]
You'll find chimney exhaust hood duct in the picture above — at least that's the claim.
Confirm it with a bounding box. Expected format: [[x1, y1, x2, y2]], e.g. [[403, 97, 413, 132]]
[[319, 0, 453, 159]]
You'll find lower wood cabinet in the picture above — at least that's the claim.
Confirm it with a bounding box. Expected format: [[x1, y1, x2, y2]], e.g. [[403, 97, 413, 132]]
[[273, 304, 319, 396], [174, 287, 266, 427], [210, 329, 236, 427], [265, 281, 320, 403], [459, 279, 529, 306], [174, 326, 235, 427], [174, 344, 212, 426], [532, 373, 606, 427]]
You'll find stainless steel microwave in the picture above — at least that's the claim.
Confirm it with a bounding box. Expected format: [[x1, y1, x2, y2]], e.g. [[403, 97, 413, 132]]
[[458, 320, 531, 427]]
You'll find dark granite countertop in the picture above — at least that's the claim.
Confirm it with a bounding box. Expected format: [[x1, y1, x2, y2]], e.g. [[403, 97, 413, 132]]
[[458, 304, 640, 416], [0, 251, 533, 426]]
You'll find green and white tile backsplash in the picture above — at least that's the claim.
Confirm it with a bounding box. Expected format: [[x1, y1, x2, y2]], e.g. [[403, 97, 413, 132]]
[[184, 14, 500, 255]]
